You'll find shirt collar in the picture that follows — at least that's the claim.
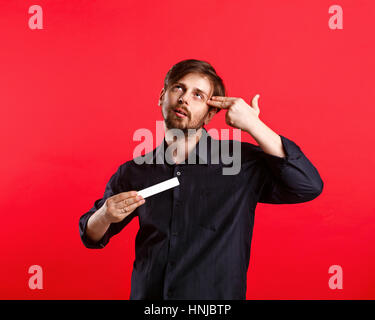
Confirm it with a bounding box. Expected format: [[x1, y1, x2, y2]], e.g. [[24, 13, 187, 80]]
[[154, 127, 212, 165]]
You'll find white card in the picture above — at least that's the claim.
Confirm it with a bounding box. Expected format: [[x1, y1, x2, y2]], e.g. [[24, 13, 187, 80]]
[[137, 177, 180, 199]]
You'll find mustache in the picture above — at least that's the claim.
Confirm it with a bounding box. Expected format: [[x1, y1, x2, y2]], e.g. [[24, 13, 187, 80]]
[[172, 106, 190, 117]]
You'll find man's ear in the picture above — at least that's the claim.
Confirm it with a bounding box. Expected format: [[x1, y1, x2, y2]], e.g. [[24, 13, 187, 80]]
[[204, 107, 218, 125], [158, 88, 165, 106]]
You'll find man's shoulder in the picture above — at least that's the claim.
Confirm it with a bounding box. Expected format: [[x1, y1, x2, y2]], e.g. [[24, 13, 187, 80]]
[[213, 138, 264, 163], [119, 147, 158, 170]]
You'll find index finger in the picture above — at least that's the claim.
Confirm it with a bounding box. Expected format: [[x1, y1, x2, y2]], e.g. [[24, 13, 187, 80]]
[[208, 96, 237, 107], [210, 96, 237, 101], [111, 190, 139, 203], [207, 98, 233, 109]]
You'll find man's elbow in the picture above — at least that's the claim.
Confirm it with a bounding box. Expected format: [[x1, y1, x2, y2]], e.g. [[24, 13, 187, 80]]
[[79, 221, 108, 249], [302, 178, 324, 202], [80, 233, 107, 249]]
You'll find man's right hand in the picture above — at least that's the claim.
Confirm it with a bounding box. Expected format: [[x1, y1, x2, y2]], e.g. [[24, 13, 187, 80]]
[[102, 191, 145, 223]]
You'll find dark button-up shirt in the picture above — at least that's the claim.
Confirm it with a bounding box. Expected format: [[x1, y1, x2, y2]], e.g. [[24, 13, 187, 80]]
[[79, 127, 323, 300]]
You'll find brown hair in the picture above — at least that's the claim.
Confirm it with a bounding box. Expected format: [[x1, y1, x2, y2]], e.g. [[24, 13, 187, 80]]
[[163, 59, 226, 113]]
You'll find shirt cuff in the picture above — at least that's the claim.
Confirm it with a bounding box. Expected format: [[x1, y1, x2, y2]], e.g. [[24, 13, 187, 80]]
[[259, 135, 303, 171], [79, 200, 111, 249]]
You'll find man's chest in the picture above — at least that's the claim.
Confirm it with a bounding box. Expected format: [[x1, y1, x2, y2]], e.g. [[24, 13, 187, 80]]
[[123, 164, 256, 234]]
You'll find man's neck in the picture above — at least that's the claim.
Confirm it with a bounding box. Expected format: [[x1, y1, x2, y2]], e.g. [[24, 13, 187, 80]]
[[164, 124, 203, 165]]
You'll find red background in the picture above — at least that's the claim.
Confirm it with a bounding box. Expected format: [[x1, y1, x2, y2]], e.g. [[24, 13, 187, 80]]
[[1, 0, 374, 299]]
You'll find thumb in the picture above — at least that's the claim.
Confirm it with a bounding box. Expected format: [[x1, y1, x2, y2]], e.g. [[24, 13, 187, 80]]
[[251, 94, 260, 113]]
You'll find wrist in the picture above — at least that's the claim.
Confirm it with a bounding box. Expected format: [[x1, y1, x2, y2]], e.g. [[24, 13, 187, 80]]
[[243, 117, 262, 135], [97, 203, 112, 225]]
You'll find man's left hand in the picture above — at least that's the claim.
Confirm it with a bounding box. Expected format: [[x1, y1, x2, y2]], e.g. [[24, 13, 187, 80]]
[[207, 94, 261, 132]]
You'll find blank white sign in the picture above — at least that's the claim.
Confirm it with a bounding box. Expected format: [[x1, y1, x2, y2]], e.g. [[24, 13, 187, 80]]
[[137, 177, 180, 199]]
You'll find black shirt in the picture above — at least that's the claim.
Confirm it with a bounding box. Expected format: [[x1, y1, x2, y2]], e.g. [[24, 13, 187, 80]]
[[78, 127, 323, 300]]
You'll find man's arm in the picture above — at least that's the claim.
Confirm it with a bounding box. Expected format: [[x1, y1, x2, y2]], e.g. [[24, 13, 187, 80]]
[[85, 191, 145, 243], [86, 206, 111, 243], [79, 164, 145, 249], [244, 117, 286, 158], [255, 134, 323, 203], [244, 118, 323, 203], [207, 94, 323, 203]]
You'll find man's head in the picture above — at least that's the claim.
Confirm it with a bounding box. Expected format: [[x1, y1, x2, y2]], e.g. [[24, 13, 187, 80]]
[[158, 59, 226, 133]]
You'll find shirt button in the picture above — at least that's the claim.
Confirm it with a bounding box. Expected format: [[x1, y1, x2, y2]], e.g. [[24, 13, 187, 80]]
[[167, 289, 173, 298], [176, 171, 181, 176], [169, 261, 175, 267]]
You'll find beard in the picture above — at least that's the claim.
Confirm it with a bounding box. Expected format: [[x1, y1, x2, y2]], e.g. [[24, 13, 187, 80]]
[[164, 107, 206, 135]]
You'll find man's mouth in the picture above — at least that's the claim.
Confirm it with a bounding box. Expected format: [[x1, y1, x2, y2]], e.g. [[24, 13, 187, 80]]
[[174, 108, 188, 118]]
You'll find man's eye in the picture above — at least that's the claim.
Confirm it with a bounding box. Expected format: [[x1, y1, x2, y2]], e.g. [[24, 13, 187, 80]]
[[195, 93, 202, 99]]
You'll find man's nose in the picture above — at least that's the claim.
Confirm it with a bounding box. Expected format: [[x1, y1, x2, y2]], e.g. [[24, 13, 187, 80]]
[[178, 92, 190, 105]]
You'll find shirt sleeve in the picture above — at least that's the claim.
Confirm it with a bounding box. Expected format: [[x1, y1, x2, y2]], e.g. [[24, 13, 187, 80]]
[[78, 163, 137, 249], [257, 135, 324, 204]]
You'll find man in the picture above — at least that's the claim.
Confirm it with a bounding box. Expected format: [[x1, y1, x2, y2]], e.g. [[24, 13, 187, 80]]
[[79, 59, 323, 300]]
